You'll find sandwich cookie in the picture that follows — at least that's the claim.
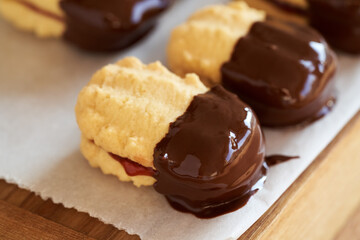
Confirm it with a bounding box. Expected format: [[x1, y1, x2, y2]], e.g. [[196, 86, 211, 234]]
[[75, 57, 267, 218]]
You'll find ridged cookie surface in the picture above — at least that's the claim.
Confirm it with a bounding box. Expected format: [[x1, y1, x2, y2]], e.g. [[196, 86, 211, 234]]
[[75, 57, 208, 177], [167, 1, 265, 84], [0, 0, 64, 37]]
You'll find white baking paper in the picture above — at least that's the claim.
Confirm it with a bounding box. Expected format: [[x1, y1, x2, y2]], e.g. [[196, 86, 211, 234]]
[[0, 0, 359, 239]]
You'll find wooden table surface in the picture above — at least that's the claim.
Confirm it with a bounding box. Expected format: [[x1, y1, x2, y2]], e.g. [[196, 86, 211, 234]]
[[1, 111, 360, 240]]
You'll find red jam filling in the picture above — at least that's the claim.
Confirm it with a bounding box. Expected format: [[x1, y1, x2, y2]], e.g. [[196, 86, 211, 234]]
[[109, 153, 155, 177]]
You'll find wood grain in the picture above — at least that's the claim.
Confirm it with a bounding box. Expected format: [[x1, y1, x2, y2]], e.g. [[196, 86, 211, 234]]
[[0, 180, 139, 240], [0, 200, 94, 240], [335, 205, 360, 240], [0, 111, 359, 240]]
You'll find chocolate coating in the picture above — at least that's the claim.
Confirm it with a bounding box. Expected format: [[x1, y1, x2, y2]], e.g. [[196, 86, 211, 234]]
[[60, 0, 172, 51], [307, 0, 360, 53], [153, 86, 267, 218], [265, 155, 299, 167], [221, 19, 336, 127]]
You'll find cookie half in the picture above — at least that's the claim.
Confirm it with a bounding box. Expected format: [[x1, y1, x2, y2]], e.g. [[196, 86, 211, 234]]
[[76, 57, 207, 186]]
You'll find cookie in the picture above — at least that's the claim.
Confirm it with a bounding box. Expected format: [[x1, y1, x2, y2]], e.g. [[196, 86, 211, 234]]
[[0, 0, 172, 51], [75, 57, 267, 218], [168, 1, 336, 127]]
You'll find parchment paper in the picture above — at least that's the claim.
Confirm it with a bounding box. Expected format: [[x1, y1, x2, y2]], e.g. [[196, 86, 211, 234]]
[[0, 0, 359, 239]]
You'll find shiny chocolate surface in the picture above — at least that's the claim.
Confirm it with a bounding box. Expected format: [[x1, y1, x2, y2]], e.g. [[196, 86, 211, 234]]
[[221, 18, 336, 127], [153, 86, 267, 218], [265, 155, 299, 166]]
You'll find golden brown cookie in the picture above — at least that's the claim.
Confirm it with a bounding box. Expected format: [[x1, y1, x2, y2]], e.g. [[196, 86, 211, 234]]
[[75, 57, 208, 186]]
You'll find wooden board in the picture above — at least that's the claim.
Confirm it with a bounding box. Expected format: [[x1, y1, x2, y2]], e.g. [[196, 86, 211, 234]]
[[1, 111, 360, 240]]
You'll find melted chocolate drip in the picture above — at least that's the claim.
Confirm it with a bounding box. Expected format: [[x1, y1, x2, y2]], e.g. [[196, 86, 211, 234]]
[[153, 86, 267, 218], [60, 0, 172, 51], [221, 18, 336, 127], [265, 155, 299, 167], [109, 153, 155, 177], [307, 0, 360, 53]]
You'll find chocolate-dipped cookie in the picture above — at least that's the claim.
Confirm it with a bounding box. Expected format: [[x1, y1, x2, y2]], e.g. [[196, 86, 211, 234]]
[[0, 0, 172, 51], [75, 57, 267, 218], [168, 2, 336, 127]]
